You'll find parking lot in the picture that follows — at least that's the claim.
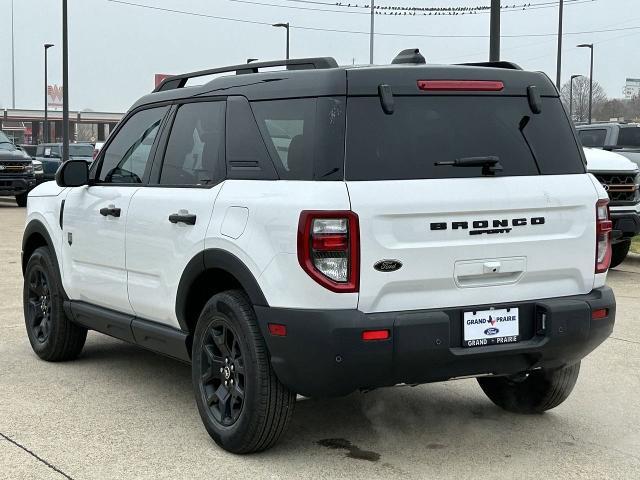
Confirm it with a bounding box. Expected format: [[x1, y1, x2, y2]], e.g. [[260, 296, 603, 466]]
[[1, 197, 639, 479]]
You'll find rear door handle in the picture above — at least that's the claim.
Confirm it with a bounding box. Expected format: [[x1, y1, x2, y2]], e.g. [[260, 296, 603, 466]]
[[169, 211, 197, 225], [99, 205, 121, 217]]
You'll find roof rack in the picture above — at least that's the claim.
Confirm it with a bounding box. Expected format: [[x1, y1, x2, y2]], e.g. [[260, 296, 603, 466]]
[[154, 57, 339, 92], [458, 61, 523, 70]]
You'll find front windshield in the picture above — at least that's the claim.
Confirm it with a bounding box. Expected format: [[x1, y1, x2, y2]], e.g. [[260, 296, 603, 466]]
[[0, 131, 16, 150]]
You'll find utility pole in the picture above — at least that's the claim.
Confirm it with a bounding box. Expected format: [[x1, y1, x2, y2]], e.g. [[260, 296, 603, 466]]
[[489, 0, 500, 61], [11, 0, 16, 108], [62, 0, 69, 161], [578, 43, 594, 124], [556, 0, 564, 88], [369, 0, 375, 64]]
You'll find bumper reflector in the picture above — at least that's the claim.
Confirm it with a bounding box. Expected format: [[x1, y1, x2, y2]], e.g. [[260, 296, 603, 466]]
[[268, 323, 287, 336], [362, 329, 390, 341], [592, 308, 608, 320]]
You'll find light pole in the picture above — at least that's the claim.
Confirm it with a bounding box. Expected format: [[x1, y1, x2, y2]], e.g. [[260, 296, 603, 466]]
[[62, 0, 69, 160], [11, 0, 15, 108], [489, 0, 500, 61], [569, 74, 582, 122], [577, 43, 594, 124], [272, 23, 290, 60], [44, 44, 54, 143], [556, 0, 564, 88]]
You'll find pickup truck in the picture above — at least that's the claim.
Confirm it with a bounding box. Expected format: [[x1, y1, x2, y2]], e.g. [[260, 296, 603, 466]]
[[577, 123, 640, 168], [584, 147, 640, 267], [0, 131, 37, 206]]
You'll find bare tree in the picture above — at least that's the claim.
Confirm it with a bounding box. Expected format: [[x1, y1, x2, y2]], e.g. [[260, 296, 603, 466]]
[[595, 99, 628, 121], [560, 77, 607, 122]]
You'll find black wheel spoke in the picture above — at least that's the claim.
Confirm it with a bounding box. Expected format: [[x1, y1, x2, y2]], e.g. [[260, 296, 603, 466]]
[[27, 299, 42, 324]]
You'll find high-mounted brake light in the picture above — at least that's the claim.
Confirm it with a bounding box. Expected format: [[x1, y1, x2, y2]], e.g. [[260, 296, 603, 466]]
[[595, 199, 612, 274], [417, 80, 504, 92], [298, 211, 359, 293]]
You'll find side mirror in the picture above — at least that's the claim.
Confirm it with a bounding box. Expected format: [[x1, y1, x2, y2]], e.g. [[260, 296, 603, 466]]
[[56, 160, 89, 187]]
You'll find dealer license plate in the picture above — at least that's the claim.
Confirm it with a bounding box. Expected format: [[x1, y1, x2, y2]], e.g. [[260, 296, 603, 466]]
[[463, 308, 519, 348]]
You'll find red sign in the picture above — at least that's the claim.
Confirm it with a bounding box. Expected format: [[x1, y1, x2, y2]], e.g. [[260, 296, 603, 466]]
[[47, 84, 63, 108], [154, 74, 173, 88]]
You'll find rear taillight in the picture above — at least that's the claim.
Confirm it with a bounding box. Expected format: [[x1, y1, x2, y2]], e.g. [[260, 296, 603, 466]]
[[92, 149, 98, 160], [297, 211, 359, 293], [595, 199, 613, 274]]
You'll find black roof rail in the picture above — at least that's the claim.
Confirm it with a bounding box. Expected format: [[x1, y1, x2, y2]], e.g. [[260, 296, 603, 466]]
[[154, 57, 339, 92], [458, 61, 523, 70]]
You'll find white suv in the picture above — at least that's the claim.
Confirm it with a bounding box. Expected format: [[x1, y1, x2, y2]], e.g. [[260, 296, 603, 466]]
[[22, 52, 616, 454]]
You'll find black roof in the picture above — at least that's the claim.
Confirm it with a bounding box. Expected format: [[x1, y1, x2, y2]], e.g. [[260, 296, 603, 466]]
[[130, 55, 558, 111]]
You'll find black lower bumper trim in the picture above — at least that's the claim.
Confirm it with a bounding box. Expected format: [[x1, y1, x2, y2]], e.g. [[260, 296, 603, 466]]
[[0, 177, 36, 195], [255, 287, 615, 397], [611, 211, 640, 238]]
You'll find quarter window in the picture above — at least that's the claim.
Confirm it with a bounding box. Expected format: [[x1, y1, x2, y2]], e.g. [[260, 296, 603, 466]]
[[98, 107, 168, 184], [578, 129, 607, 148], [160, 102, 225, 186]]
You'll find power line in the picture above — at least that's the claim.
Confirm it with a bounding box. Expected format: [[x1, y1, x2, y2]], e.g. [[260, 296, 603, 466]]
[[227, 0, 593, 16], [107, 0, 638, 39]]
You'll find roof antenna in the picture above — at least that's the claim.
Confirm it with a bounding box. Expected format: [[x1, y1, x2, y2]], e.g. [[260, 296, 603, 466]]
[[392, 49, 426, 65]]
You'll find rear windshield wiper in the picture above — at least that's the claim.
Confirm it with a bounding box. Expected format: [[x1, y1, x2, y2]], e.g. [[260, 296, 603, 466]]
[[435, 156, 503, 176]]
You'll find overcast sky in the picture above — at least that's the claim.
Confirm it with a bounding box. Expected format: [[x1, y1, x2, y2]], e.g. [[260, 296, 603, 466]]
[[1, 0, 639, 112]]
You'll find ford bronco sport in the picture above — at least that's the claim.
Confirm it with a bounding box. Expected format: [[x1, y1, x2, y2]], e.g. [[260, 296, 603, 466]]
[[22, 50, 616, 454]]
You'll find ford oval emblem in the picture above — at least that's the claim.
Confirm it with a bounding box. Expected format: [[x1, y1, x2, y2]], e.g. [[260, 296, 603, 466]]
[[484, 327, 499, 336], [374, 260, 403, 272]]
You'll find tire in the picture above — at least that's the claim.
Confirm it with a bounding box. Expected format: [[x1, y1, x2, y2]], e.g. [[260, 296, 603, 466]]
[[610, 240, 631, 269], [192, 290, 295, 454], [23, 246, 87, 361], [477, 362, 581, 414], [15, 192, 28, 207]]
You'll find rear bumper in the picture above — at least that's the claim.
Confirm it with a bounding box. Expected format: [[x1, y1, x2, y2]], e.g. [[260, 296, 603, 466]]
[[255, 287, 615, 397], [0, 176, 37, 196], [610, 210, 640, 240]]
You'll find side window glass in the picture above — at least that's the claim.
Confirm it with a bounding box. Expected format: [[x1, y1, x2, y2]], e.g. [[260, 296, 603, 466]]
[[251, 97, 345, 180], [159, 102, 225, 186], [98, 107, 168, 184], [252, 98, 315, 179]]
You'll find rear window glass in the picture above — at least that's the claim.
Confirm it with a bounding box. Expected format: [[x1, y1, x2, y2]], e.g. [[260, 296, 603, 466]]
[[617, 127, 640, 147], [345, 96, 585, 180], [69, 145, 94, 157], [578, 129, 607, 148], [251, 97, 345, 180]]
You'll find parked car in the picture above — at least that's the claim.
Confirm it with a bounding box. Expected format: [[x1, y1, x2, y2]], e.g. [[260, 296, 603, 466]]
[[35, 142, 94, 180], [584, 147, 640, 266], [93, 141, 105, 161], [23, 51, 616, 454], [0, 131, 37, 206], [18, 144, 44, 184], [576, 122, 640, 168], [19, 144, 37, 159]]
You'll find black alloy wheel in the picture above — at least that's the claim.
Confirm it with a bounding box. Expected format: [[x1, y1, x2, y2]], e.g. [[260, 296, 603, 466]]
[[26, 266, 53, 343], [199, 319, 246, 427]]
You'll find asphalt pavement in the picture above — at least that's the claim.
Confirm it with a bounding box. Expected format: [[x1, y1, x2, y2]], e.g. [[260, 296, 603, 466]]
[[1, 196, 639, 479]]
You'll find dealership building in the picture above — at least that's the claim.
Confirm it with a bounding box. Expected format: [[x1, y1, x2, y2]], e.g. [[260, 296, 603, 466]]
[[0, 109, 123, 145]]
